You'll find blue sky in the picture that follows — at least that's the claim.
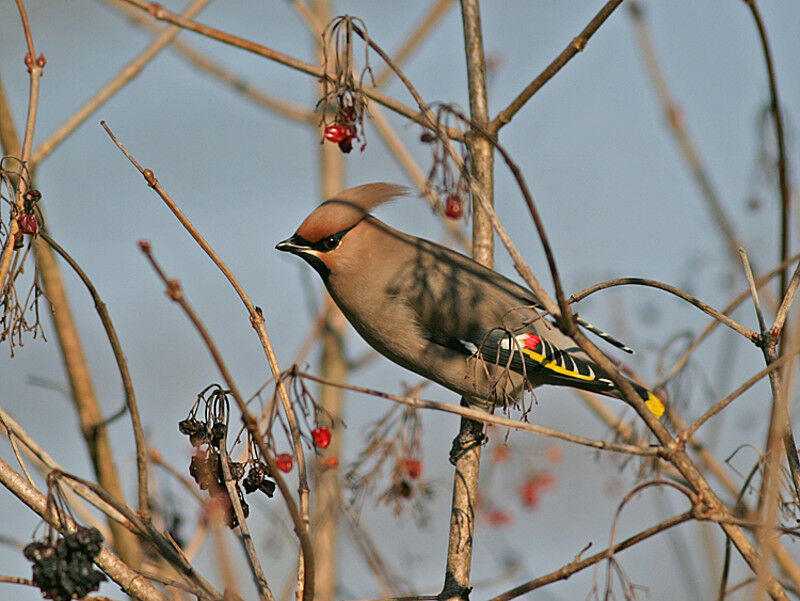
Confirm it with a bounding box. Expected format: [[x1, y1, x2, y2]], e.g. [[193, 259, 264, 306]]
[[1, 2, 799, 599]]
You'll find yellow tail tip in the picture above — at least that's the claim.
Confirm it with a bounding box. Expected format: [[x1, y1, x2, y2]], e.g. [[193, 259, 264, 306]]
[[646, 392, 665, 418]]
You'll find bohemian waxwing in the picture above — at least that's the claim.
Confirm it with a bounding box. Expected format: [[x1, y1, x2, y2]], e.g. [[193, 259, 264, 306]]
[[276, 183, 664, 417]]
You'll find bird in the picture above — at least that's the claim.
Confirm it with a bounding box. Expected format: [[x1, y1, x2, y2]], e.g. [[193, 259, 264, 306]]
[[276, 183, 664, 418]]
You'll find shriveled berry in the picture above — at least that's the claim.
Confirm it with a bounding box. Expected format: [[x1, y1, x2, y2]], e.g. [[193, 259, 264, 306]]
[[338, 138, 353, 153], [210, 422, 227, 448], [312, 426, 331, 448], [394, 479, 413, 498], [243, 464, 266, 493], [258, 478, 276, 497], [23, 541, 55, 563], [275, 453, 293, 473], [178, 418, 202, 436], [444, 195, 463, 219], [190, 449, 220, 490], [228, 461, 246, 480], [18, 213, 38, 235]]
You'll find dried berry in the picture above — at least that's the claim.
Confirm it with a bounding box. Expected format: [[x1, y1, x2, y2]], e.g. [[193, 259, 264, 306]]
[[17, 213, 38, 235], [258, 478, 276, 497], [312, 426, 332, 449], [178, 417, 202, 436], [228, 461, 246, 481], [210, 421, 227, 448], [24, 527, 106, 601], [338, 138, 353, 153], [243, 464, 266, 494]]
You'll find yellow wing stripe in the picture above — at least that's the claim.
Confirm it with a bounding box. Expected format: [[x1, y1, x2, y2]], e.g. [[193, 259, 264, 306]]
[[645, 392, 665, 418], [520, 347, 596, 382]]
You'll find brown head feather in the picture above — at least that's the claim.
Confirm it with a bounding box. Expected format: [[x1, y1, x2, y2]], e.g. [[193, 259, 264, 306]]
[[295, 183, 409, 242]]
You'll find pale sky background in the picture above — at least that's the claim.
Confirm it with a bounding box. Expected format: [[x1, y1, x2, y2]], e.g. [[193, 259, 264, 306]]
[[1, 2, 799, 600]]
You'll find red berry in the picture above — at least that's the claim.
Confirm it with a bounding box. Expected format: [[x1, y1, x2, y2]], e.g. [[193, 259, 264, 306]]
[[520, 473, 557, 509], [321, 456, 339, 469], [491, 445, 510, 464], [324, 124, 347, 143], [324, 123, 353, 143], [312, 426, 331, 449], [444, 195, 463, 219], [17, 213, 38, 235], [520, 480, 541, 508], [486, 509, 512, 526], [275, 453, 293, 473], [402, 458, 423, 479]]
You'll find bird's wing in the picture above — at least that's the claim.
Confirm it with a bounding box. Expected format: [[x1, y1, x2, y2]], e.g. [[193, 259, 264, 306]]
[[426, 329, 664, 417]]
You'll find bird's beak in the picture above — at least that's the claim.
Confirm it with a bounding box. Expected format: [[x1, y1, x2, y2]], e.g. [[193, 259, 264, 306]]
[[275, 234, 310, 255]]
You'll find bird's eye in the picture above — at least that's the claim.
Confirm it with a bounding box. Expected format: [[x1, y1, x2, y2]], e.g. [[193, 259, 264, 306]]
[[320, 235, 339, 251]]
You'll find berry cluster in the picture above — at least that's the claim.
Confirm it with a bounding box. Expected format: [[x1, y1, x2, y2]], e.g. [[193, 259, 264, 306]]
[[323, 106, 363, 154], [179, 415, 277, 528], [13, 188, 41, 248], [23, 527, 106, 601]]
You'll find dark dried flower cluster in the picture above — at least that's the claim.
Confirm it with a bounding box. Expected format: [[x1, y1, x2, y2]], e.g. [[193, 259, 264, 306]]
[[178, 386, 276, 528], [23, 527, 106, 601]]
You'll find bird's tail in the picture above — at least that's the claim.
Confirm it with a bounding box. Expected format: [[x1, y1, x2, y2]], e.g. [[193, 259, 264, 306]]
[[576, 316, 634, 354], [614, 379, 665, 418], [487, 331, 665, 417]]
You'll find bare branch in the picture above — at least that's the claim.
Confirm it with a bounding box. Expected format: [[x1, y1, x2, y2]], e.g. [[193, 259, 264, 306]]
[[297, 371, 661, 457], [491, 0, 624, 132], [31, 0, 213, 166], [570, 276, 758, 342]]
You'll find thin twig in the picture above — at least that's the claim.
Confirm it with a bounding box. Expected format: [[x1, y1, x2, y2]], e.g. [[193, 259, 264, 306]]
[[296, 370, 660, 456], [490, 0, 624, 132], [40, 232, 149, 517], [740, 248, 769, 335], [681, 345, 800, 441], [111, 0, 464, 140], [663, 251, 800, 386], [0, 457, 172, 601], [570, 276, 758, 343], [100, 121, 314, 592], [0, 405, 118, 535], [31, 0, 212, 166], [218, 445, 274, 601], [486, 512, 693, 601], [741, 0, 791, 299], [138, 244, 315, 601], [772, 257, 800, 339], [0, 0, 42, 298]]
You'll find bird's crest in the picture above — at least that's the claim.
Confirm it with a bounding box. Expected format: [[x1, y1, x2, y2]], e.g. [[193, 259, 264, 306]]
[[296, 183, 409, 243], [328, 182, 409, 213]]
